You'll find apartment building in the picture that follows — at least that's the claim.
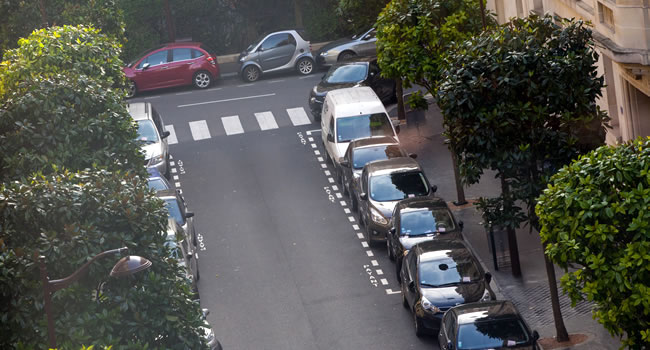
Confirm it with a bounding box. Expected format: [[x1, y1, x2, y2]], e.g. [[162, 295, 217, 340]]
[[486, 0, 650, 144]]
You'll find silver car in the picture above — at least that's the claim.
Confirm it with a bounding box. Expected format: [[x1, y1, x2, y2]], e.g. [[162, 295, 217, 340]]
[[316, 28, 377, 67], [238, 29, 314, 82], [128, 102, 170, 178]]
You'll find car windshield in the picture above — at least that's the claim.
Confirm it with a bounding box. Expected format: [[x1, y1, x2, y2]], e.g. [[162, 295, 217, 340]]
[[353, 145, 403, 169], [418, 250, 482, 287], [325, 64, 367, 83], [148, 177, 170, 191], [351, 27, 371, 39], [247, 33, 267, 52], [336, 114, 394, 143], [136, 120, 159, 144], [400, 208, 455, 236], [457, 318, 530, 349], [164, 198, 185, 226], [369, 171, 428, 201], [127, 45, 164, 67]]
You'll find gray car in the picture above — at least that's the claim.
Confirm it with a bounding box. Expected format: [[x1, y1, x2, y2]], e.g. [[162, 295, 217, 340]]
[[238, 29, 314, 82], [128, 102, 170, 178], [158, 189, 196, 248], [164, 218, 200, 293], [316, 28, 377, 67]]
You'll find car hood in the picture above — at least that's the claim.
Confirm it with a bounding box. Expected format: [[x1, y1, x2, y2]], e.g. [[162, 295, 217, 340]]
[[421, 282, 485, 309], [399, 235, 438, 250], [141, 143, 162, 160], [315, 81, 361, 95], [319, 38, 354, 53], [372, 200, 399, 218]]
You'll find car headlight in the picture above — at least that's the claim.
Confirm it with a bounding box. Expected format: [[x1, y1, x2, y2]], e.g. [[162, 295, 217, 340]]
[[420, 296, 441, 313], [480, 288, 492, 302], [320, 51, 328, 56], [148, 153, 164, 164], [310, 97, 316, 104], [239, 56, 246, 62], [370, 208, 388, 225]]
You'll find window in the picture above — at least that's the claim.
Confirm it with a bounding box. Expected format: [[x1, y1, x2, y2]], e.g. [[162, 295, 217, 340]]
[[352, 145, 404, 169], [457, 319, 530, 349], [324, 64, 368, 83], [328, 118, 335, 140], [136, 120, 159, 143], [192, 49, 204, 59], [418, 250, 482, 287], [598, 2, 615, 31], [369, 171, 429, 201], [261, 34, 290, 50], [138, 50, 168, 68], [164, 197, 186, 226], [335, 113, 394, 143], [400, 208, 456, 236], [172, 48, 192, 62]]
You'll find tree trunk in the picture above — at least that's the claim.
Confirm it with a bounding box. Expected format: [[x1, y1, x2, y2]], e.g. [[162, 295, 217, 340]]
[[544, 250, 570, 341], [38, 0, 49, 27], [163, 0, 176, 42], [293, 0, 304, 28], [500, 174, 522, 277], [396, 78, 405, 121]]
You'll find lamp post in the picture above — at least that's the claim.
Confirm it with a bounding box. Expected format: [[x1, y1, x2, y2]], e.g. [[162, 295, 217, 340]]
[[38, 247, 152, 349]]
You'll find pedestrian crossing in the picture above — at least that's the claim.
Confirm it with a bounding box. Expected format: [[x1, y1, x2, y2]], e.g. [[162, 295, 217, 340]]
[[164, 106, 315, 145]]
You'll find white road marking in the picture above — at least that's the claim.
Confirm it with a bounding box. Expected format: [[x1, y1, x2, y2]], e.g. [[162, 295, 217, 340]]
[[306, 129, 321, 134], [169, 155, 173, 159], [348, 216, 355, 222], [173, 175, 179, 180], [314, 150, 320, 155], [332, 185, 339, 191], [344, 208, 351, 214], [371, 260, 379, 266], [324, 170, 331, 176], [254, 111, 279, 130], [361, 241, 369, 248], [144, 96, 161, 99], [178, 189, 183, 194], [366, 250, 374, 257], [357, 232, 364, 239], [380, 278, 388, 285], [268, 79, 285, 84], [320, 164, 327, 168], [317, 157, 324, 162], [178, 93, 276, 108], [237, 83, 254, 87], [175, 182, 181, 187], [171, 168, 178, 174], [287, 107, 311, 126], [308, 137, 314, 142], [175, 92, 192, 95], [352, 224, 360, 230], [299, 75, 319, 79], [311, 144, 317, 149], [206, 87, 223, 91], [222, 116, 244, 135], [386, 289, 401, 295], [336, 193, 342, 198], [170, 161, 176, 166], [165, 125, 178, 145], [189, 120, 211, 140], [328, 177, 335, 183], [340, 200, 347, 206], [376, 269, 384, 275]]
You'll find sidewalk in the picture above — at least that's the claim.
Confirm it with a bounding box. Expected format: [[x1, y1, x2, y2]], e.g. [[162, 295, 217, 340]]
[[392, 103, 622, 350]]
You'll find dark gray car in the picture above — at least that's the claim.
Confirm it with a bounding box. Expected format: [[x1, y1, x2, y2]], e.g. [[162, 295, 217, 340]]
[[165, 218, 200, 293], [316, 28, 377, 67], [158, 189, 196, 247]]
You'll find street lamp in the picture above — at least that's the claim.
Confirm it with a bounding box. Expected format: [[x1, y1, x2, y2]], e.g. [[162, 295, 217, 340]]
[[38, 247, 152, 349]]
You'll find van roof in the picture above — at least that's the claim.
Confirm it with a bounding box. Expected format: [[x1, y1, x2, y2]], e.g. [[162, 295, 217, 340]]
[[326, 87, 386, 118], [126, 102, 152, 121]]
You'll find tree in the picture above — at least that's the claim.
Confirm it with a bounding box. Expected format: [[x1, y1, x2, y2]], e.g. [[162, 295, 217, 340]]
[[437, 15, 610, 341], [537, 137, 650, 349], [0, 169, 209, 349], [337, 0, 390, 34]]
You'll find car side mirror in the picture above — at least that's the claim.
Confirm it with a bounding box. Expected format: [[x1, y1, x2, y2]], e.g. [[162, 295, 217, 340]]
[[408, 153, 417, 159], [257, 47, 265, 52], [359, 192, 368, 201], [459, 221, 464, 231], [447, 340, 454, 350], [327, 133, 334, 142], [532, 330, 540, 341], [389, 227, 396, 235], [162, 130, 171, 139], [408, 280, 415, 291], [362, 34, 373, 41], [430, 185, 438, 194], [185, 211, 195, 218], [485, 272, 492, 284], [202, 308, 210, 318], [369, 71, 376, 77], [340, 160, 349, 168], [187, 253, 193, 260], [141, 63, 150, 70]]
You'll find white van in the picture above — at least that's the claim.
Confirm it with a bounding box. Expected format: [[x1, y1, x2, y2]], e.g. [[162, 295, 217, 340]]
[[321, 86, 399, 175]]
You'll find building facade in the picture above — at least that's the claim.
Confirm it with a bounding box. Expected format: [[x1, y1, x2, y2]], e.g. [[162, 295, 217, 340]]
[[486, 0, 650, 144]]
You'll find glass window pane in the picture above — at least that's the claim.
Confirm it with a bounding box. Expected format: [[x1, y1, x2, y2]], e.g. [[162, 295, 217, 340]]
[[136, 120, 159, 143], [418, 249, 481, 286], [325, 64, 368, 83], [369, 172, 428, 201], [353, 145, 403, 169], [336, 113, 394, 143], [457, 319, 530, 349], [164, 198, 185, 226], [172, 48, 192, 61], [139, 50, 168, 68], [400, 208, 455, 235]]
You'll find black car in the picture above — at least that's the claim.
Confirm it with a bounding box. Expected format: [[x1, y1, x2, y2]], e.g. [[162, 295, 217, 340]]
[[158, 189, 196, 247], [339, 136, 415, 205], [400, 240, 495, 336], [388, 197, 464, 279], [308, 57, 396, 120], [438, 301, 540, 350], [164, 218, 200, 293]]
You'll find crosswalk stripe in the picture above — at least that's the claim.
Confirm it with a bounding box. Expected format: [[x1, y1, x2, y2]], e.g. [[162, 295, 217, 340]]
[[254, 111, 279, 130], [189, 120, 211, 140], [165, 125, 178, 145], [286, 107, 311, 126], [222, 115, 244, 135]]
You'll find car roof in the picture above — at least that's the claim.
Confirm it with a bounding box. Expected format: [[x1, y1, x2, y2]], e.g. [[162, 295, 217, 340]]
[[327, 87, 386, 118], [127, 102, 153, 121], [451, 301, 522, 324], [413, 239, 469, 260], [349, 136, 399, 149], [396, 196, 448, 212], [156, 189, 178, 199], [364, 157, 421, 176]]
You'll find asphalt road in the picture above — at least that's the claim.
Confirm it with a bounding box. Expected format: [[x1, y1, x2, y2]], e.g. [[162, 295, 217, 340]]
[[129, 71, 441, 349]]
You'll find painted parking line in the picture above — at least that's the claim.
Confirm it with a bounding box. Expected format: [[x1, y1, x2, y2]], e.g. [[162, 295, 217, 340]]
[[165, 125, 178, 145], [189, 120, 211, 141], [254, 111, 279, 131], [144, 95, 161, 99], [286, 107, 311, 126], [222, 115, 245, 135], [177, 93, 276, 108]]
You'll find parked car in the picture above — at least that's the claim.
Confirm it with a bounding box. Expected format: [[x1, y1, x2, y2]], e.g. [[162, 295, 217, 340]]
[[316, 28, 377, 67], [356, 157, 435, 244], [388, 197, 464, 279], [146, 167, 172, 191], [164, 218, 200, 292], [309, 57, 396, 120], [157, 189, 196, 247], [124, 42, 219, 97], [200, 309, 224, 350], [321, 86, 400, 179], [438, 301, 540, 350], [238, 29, 314, 82], [400, 240, 496, 337], [129, 102, 171, 178], [339, 136, 414, 204]]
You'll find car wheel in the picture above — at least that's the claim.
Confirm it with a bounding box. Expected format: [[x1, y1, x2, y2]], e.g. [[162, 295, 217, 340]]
[[296, 57, 314, 75], [414, 312, 425, 337], [338, 51, 356, 62], [193, 70, 212, 89], [243, 65, 261, 82], [126, 80, 137, 98], [387, 239, 395, 261]]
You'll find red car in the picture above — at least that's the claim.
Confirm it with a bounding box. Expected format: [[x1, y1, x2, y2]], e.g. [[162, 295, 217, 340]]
[[124, 42, 220, 97]]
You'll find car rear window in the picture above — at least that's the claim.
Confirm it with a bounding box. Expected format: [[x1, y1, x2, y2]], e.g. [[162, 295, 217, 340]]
[[457, 318, 530, 349], [369, 171, 428, 201], [336, 113, 394, 143], [164, 197, 185, 226], [418, 251, 481, 286], [352, 145, 403, 169], [400, 208, 455, 236], [295, 29, 309, 42], [325, 64, 367, 84], [200, 44, 216, 56]]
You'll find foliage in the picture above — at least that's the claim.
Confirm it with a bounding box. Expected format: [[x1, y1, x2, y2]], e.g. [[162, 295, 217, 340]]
[[56, 0, 126, 43], [376, 0, 489, 107], [336, 0, 390, 34], [0, 169, 208, 349], [537, 137, 650, 349], [437, 15, 609, 232]]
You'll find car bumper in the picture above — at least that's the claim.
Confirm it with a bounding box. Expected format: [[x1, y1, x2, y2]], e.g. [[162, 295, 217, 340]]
[[415, 306, 445, 331], [147, 157, 167, 176], [316, 54, 337, 67], [366, 220, 390, 242]]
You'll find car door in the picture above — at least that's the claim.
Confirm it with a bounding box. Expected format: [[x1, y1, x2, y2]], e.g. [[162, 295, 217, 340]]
[[134, 49, 173, 89], [403, 250, 419, 307], [359, 169, 369, 222], [258, 33, 296, 71], [368, 61, 394, 101], [325, 117, 336, 165], [342, 145, 352, 192], [356, 28, 377, 56], [168, 48, 195, 86]]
